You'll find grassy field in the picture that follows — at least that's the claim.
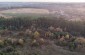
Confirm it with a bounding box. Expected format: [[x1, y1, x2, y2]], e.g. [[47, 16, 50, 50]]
[[0, 8, 50, 14], [0, 8, 50, 19], [1, 13, 45, 18]]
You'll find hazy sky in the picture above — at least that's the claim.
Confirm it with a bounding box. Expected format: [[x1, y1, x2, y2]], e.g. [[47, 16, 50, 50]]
[[0, 0, 85, 2]]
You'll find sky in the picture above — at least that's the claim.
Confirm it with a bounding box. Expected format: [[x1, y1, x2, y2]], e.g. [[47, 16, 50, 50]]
[[0, 0, 85, 2]]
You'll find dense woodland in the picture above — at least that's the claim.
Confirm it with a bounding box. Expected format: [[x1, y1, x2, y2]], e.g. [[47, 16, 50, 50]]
[[0, 17, 85, 36]]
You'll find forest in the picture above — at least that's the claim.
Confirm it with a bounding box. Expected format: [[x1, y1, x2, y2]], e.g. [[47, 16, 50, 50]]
[[0, 17, 85, 36], [0, 16, 85, 55]]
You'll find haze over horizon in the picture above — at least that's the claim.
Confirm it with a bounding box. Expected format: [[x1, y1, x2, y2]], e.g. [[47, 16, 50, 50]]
[[0, 0, 85, 3]]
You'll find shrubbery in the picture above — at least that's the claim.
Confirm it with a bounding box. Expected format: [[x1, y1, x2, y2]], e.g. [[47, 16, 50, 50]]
[[0, 16, 85, 52]]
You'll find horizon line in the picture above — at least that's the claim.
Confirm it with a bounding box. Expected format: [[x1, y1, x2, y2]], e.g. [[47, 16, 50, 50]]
[[0, 2, 85, 3]]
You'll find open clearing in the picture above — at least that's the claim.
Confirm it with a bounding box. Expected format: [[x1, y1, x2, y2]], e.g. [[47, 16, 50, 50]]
[[0, 8, 50, 18], [0, 8, 50, 14]]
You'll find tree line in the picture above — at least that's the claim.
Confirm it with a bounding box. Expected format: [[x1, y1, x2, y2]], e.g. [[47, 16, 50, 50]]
[[0, 16, 85, 36]]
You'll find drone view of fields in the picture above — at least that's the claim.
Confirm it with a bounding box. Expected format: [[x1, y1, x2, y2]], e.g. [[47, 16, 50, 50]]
[[0, 3, 85, 21], [0, 2, 85, 55]]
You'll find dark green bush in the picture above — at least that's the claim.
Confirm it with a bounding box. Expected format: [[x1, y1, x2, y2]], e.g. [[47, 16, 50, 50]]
[[68, 42, 77, 51], [0, 46, 19, 55]]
